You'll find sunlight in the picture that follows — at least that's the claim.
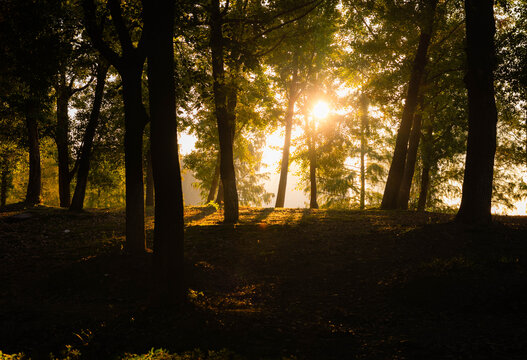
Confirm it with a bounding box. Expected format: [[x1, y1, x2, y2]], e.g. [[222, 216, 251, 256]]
[[313, 101, 330, 119]]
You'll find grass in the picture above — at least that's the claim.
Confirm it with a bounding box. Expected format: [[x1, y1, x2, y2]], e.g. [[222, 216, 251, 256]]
[[1, 205, 527, 359]]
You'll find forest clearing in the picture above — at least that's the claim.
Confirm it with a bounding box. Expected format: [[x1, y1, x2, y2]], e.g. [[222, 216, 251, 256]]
[[1, 205, 527, 359]]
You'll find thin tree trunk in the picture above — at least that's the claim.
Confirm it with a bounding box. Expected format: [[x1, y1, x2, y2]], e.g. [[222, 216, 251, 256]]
[[418, 117, 433, 212], [207, 154, 220, 203], [381, 0, 438, 209], [122, 69, 147, 254], [145, 146, 154, 207], [70, 62, 108, 211], [308, 131, 318, 209], [56, 72, 72, 208], [210, 0, 238, 223], [359, 93, 369, 210], [456, 0, 497, 224], [417, 162, 430, 211], [275, 57, 299, 208], [397, 96, 424, 209], [25, 105, 41, 205]]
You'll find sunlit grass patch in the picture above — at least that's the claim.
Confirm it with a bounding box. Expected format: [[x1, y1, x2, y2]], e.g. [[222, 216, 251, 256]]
[[122, 348, 243, 360]]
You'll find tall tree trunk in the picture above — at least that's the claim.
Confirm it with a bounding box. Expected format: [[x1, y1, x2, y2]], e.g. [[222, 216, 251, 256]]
[[1, 158, 8, 207], [207, 154, 220, 203], [417, 117, 433, 212], [456, 0, 498, 224], [397, 96, 424, 209], [417, 162, 430, 211], [56, 74, 72, 208], [308, 132, 318, 209], [381, 0, 438, 210], [25, 104, 41, 205], [144, 0, 185, 303], [145, 146, 154, 207], [359, 93, 369, 210], [122, 68, 147, 254], [210, 0, 239, 223], [275, 57, 299, 208], [70, 62, 108, 211]]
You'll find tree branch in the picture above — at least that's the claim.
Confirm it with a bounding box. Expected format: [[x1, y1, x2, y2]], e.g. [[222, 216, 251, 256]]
[[81, 0, 122, 68], [107, 0, 134, 55]]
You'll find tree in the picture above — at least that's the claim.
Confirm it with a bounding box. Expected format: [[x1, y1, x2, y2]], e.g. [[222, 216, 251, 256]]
[[82, 0, 148, 253], [455, 0, 498, 224], [143, 0, 185, 303], [70, 61, 109, 211], [381, 0, 439, 209]]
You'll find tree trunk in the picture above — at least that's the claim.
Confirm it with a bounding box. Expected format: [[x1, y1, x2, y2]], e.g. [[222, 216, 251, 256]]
[[275, 57, 299, 208], [456, 0, 497, 224], [381, 0, 438, 210], [417, 116, 433, 212], [144, 0, 185, 304], [70, 62, 108, 211], [359, 93, 369, 210], [308, 132, 318, 209], [207, 154, 220, 203], [121, 68, 147, 254], [145, 146, 154, 207], [210, 0, 239, 223], [397, 96, 424, 209], [25, 105, 41, 205], [56, 73, 72, 208], [417, 162, 430, 211]]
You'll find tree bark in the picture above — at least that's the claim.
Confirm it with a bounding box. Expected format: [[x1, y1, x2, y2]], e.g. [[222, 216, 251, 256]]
[[144, 0, 185, 303], [275, 57, 299, 208], [145, 146, 154, 207], [56, 71, 73, 208], [455, 0, 497, 224], [381, 0, 438, 209], [359, 93, 369, 210], [122, 69, 147, 254], [397, 96, 424, 209], [210, 0, 239, 223], [417, 116, 433, 212], [207, 154, 220, 203], [308, 129, 318, 209], [25, 104, 41, 205], [417, 162, 430, 211], [70, 62, 109, 211]]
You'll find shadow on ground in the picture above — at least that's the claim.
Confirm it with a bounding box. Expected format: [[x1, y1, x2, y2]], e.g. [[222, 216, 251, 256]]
[[1, 207, 527, 359]]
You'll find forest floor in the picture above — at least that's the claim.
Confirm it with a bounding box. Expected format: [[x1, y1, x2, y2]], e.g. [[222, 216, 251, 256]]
[[1, 205, 527, 359]]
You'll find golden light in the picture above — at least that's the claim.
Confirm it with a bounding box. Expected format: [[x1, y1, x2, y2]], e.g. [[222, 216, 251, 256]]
[[313, 101, 330, 119]]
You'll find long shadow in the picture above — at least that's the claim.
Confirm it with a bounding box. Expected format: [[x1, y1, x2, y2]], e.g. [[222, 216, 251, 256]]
[[185, 206, 218, 224], [250, 207, 274, 224]]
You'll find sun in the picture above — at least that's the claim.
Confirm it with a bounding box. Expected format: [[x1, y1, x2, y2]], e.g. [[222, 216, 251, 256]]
[[313, 101, 330, 119]]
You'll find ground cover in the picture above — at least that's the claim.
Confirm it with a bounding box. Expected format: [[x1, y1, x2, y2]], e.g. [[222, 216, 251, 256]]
[[1, 205, 527, 359]]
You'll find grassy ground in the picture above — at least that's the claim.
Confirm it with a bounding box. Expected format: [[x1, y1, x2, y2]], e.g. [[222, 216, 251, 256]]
[[1, 205, 527, 359]]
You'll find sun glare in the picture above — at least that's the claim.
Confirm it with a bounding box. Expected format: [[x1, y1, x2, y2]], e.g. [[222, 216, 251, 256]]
[[313, 101, 330, 119]]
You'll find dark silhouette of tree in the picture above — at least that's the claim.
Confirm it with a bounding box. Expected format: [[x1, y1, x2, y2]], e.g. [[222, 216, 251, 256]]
[[381, 0, 438, 210], [82, 0, 148, 253], [70, 61, 109, 211], [143, 0, 185, 303], [455, 0, 498, 224]]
